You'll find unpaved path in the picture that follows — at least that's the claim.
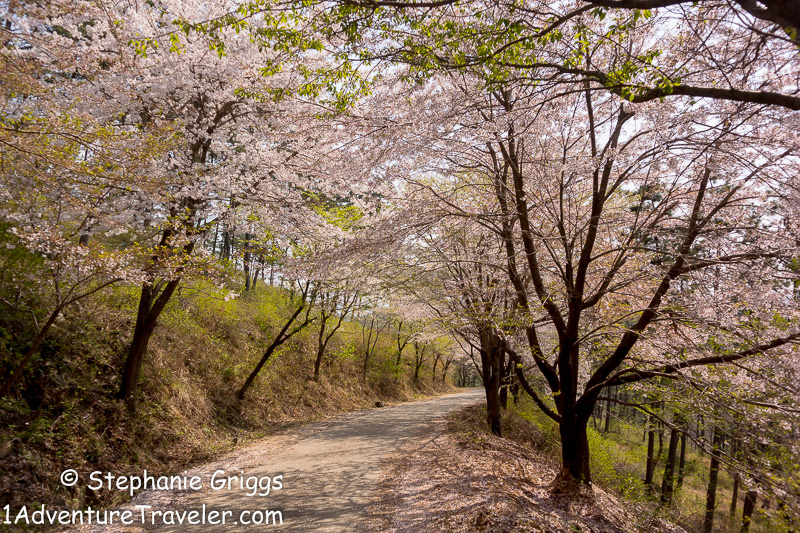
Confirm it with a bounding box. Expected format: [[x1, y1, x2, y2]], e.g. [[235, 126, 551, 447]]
[[74, 389, 483, 532]]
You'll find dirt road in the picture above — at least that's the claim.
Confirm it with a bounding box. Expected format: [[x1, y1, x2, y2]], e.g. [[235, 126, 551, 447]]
[[76, 389, 482, 532]]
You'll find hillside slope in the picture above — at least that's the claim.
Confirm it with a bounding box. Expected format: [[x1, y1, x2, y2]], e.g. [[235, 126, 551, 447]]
[[0, 280, 453, 518]]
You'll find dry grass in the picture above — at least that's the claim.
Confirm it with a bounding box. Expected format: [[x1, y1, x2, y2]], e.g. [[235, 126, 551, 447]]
[[368, 405, 687, 533]]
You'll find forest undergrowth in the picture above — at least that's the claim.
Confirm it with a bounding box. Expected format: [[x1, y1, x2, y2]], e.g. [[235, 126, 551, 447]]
[[509, 398, 785, 532]]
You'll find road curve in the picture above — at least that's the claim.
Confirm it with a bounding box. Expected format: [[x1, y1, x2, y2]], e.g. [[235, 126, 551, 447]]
[[88, 389, 483, 532]]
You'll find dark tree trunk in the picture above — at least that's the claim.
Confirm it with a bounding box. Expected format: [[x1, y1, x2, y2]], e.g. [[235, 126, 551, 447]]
[[237, 338, 281, 401], [478, 326, 503, 436], [237, 298, 313, 401], [412, 341, 426, 382], [394, 322, 409, 382], [363, 351, 371, 381], [255, 255, 264, 290], [731, 474, 740, 516], [656, 424, 664, 464], [703, 427, 723, 533], [499, 356, 512, 409], [661, 427, 680, 506], [244, 232, 251, 291], [117, 278, 181, 411], [442, 359, 452, 384], [741, 490, 757, 532], [222, 231, 231, 260], [313, 316, 327, 382], [676, 431, 687, 490], [117, 220, 198, 412], [645, 419, 656, 489], [485, 371, 502, 436], [555, 414, 592, 487], [510, 378, 519, 404], [311, 293, 354, 383], [603, 389, 612, 433], [212, 221, 219, 255]]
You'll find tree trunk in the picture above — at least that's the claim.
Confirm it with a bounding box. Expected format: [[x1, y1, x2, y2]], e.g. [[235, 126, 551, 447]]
[[703, 427, 723, 533], [645, 420, 656, 489], [212, 221, 219, 255], [661, 427, 680, 506], [510, 378, 519, 404], [555, 415, 592, 487], [363, 350, 371, 382], [499, 356, 511, 409], [394, 336, 406, 382], [117, 278, 181, 411], [313, 297, 352, 382], [256, 255, 265, 288], [731, 473, 740, 516], [478, 327, 503, 436], [237, 340, 280, 401], [499, 382, 508, 409], [656, 425, 664, 466], [741, 490, 757, 532], [222, 231, 231, 260], [237, 295, 313, 401], [313, 315, 327, 382], [676, 430, 687, 490], [485, 371, 502, 436], [244, 233, 251, 291], [413, 342, 426, 382]]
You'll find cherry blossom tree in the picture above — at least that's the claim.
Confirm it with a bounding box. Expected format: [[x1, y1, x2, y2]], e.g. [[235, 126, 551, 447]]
[[338, 48, 799, 490], [0, 1, 175, 398], [2, 0, 381, 411]]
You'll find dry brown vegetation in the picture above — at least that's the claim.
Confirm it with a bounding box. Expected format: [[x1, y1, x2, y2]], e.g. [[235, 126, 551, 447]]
[[369, 405, 686, 533]]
